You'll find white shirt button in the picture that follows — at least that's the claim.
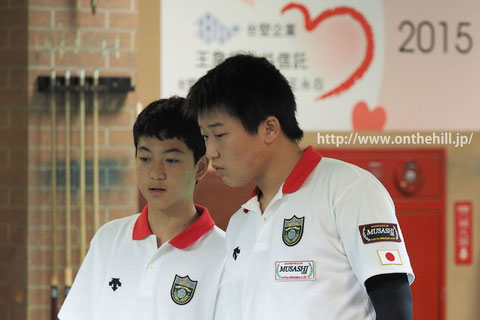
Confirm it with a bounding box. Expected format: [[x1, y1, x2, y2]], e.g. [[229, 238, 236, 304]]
[[148, 263, 154, 269]]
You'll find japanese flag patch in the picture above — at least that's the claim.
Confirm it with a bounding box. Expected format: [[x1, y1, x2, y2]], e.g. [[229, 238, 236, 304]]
[[377, 249, 403, 265]]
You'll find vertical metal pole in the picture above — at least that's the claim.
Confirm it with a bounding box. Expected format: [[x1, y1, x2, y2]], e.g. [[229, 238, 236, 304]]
[[79, 70, 87, 259], [93, 69, 100, 232], [50, 69, 58, 320], [64, 70, 72, 297]]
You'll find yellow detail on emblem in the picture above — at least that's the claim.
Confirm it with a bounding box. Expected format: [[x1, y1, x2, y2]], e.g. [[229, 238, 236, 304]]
[[171, 275, 198, 305], [282, 215, 305, 246]]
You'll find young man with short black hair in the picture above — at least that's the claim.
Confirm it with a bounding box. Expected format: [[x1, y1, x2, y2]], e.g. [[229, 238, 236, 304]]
[[186, 54, 414, 320], [59, 97, 225, 320]]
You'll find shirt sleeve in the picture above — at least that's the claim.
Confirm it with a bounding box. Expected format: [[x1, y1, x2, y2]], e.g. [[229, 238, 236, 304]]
[[58, 235, 103, 320], [333, 177, 415, 287]]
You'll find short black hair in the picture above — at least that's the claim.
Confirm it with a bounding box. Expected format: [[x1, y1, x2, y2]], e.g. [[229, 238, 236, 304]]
[[133, 96, 205, 164], [186, 54, 303, 141]]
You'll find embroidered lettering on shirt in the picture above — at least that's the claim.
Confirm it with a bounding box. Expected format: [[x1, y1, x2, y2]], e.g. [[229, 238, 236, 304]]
[[275, 260, 315, 281], [359, 223, 402, 244]]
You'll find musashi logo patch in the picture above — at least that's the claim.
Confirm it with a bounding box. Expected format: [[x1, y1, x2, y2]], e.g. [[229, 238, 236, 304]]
[[359, 223, 401, 244], [171, 275, 197, 305], [275, 260, 315, 281], [283, 215, 305, 246]]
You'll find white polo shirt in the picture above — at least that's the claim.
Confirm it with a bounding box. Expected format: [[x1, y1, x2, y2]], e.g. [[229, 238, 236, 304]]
[[214, 146, 414, 320], [59, 205, 225, 320]]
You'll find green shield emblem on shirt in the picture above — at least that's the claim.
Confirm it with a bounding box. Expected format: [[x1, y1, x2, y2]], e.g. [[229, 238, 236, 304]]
[[283, 215, 305, 246], [171, 275, 197, 305]]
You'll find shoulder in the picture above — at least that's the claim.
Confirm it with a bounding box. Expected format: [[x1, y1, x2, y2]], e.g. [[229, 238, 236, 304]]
[[91, 213, 140, 245], [312, 157, 385, 190]]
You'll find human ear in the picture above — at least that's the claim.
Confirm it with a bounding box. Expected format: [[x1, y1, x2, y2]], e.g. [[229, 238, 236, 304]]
[[262, 116, 280, 144], [194, 156, 210, 180]]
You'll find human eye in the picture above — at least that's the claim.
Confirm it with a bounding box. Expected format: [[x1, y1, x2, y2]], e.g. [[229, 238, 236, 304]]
[[214, 133, 227, 139], [166, 159, 180, 164], [139, 157, 150, 163]]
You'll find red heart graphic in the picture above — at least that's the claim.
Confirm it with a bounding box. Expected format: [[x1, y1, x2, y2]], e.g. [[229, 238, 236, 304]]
[[352, 101, 386, 131], [281, 3, 374, 100]]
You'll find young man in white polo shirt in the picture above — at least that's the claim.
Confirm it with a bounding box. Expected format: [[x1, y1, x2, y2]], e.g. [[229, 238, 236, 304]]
[[185, 55, 414, 320], [58, 97, 225, 320]]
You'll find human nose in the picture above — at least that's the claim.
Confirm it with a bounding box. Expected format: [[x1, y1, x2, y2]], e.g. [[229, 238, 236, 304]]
[[205, 139, 220, 160], [149, 161, 166, 180]]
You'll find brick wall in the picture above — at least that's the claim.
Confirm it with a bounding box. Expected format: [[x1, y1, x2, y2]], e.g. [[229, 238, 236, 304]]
[[0, 1, 29, 319], [24, 0, 139, 319]]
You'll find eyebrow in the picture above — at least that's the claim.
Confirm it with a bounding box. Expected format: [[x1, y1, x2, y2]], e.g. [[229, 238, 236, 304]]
[[137, 146, 184, 154], [162, 148, 184, 154], [200, 122, 223, 130], [137, 146, 151, 153]]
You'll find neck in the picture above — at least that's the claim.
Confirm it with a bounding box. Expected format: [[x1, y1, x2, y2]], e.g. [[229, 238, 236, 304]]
[[147, 202, 198, 247], [256, 139, 303, 212]]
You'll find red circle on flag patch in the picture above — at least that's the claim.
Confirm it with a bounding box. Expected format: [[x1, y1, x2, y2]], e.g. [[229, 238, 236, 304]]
[[385, 252, 395, 261]]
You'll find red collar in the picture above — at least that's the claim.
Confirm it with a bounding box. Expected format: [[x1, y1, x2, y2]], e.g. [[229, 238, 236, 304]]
[[132, 204, 215, 249], [282, 146, 322, 193], [247, 146, 322, 199]]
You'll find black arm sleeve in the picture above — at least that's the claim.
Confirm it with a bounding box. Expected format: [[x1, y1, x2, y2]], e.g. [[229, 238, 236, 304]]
[[365, 273, 413, 320]]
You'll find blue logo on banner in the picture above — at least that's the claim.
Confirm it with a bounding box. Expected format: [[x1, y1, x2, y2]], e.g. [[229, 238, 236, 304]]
[[197, 13, 239, 44]]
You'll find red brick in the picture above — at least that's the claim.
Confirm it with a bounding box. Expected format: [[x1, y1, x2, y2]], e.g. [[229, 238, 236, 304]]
[[28, 149, 51, 166], [0, 69, 8, 88], [28, 49, 51, 67], [29, 0, 72, 8], [81, 31, 131, 51], [28, 269, 49, 286], [28, 287, 50, 306], [11, 304, 27, 320], [0, 167, 25, 187], [99, 148, 134, 161], [8, 68, 28, 89], [0, 9, 27, 27], [28, 9, 51, 27], [55, 10, 106, 29], [0, 30, 8, 48], [8, 106, 28, 127], [0, 89, 27, 107], [109, 12, 137, 29], [28, 208, 50, 226], [79, 0, 133, 10], [9, 28, 28, 48], [109, 51, 136, 69], [28, 248, 50, 266], [8, 0, 28, 7], [0, 246, 26, 265], [100, 187, 136, 206], [108, 128, 132, 146], [98, 108, 134, 127], [55, 50, 106, 68], [28, 307, 49, 320], [0, 109, 9, 127], [9, 224, 26, 244], [9, 188, 27, 206], [0, 224, 8, 243], [0, 49, 27, 66], [7, 148, 28, 169], [29, 29, 78, 49]]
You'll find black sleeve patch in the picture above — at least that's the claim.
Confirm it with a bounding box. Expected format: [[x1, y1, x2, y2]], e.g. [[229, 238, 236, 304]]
[[359, 223, 402, 244]]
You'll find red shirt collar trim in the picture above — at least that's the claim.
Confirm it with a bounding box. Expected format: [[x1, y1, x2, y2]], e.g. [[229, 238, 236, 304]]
[[282, 146, 322, 193], [132, 204, 215, 249], [243, 146, 322, 214]]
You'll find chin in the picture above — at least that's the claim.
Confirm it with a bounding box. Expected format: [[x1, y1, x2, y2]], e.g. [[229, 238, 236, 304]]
[[222, 176, 249, 188]]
